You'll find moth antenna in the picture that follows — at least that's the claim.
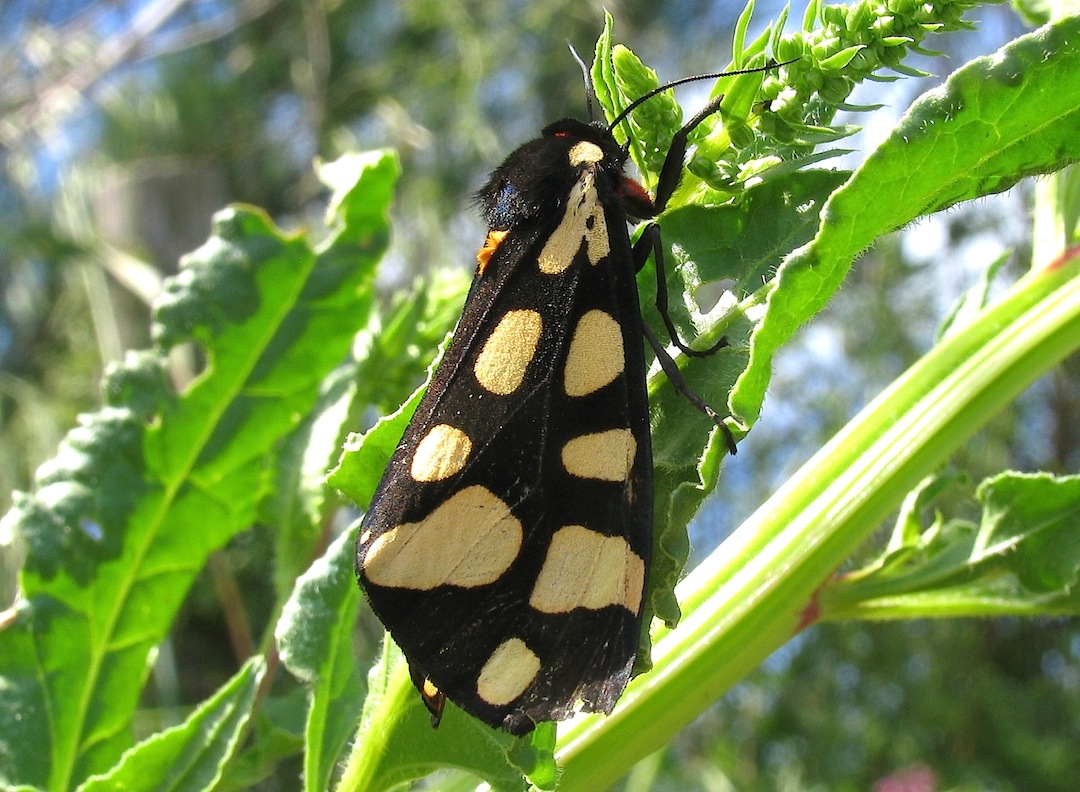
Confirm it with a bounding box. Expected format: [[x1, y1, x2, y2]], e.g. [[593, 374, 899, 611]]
[[607, 58, 797, 134], [567, 42, 598, 123]]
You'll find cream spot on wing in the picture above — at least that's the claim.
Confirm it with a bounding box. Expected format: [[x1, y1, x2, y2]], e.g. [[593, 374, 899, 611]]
[[411, 424, 472, 482], [363, 486, 522, 589], [474, 309, 543, 395], [563, 309, 624, 397], [561, 429, 636, 482], [568, 140, 604, 166], [585, 205, 609, 265], [539, 177, 608, 274], [528, 525, 645, 615], [476, 638, 541, 706]]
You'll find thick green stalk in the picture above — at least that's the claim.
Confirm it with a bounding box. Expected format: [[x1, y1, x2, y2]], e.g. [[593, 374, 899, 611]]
[[555, 251, 1080, 791]]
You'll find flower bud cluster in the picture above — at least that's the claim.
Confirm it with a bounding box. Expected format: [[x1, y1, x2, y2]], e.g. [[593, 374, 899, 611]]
[[687, 0, 992, 194]]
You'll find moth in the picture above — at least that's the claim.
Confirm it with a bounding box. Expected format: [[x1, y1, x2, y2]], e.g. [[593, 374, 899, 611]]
[[355, 49, 779, 735]]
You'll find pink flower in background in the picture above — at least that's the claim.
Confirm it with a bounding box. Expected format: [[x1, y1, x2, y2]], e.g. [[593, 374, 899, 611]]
[[873, 764, 937, 792]]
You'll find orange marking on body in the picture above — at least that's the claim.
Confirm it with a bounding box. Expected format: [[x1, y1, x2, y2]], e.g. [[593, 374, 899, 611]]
[[618, 178, 650, 202], [617, 177, 655, 218], [476, 230, 509, 273], [420, 677, 446, 728]]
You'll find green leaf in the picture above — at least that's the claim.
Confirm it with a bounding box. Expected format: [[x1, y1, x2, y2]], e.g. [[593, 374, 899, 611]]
[[590, 12, 618, 129], [328, 340, 440, 510], [267, 271, 467, 601], [979, 473, 1080, 593], [884, 469, 968, 557], [731, 0, 756, 67], [328, 274, 466, 511], [0, 150, 397, 790], [819, 43, 865, 70], [609, 46, 677, 181], [319, 152, 401, 246], [215, 689, 306, 791], [661, 169, 849, 319], [266, 365, 358, 600], [821, 472, 1080, 619], [586, 9, 847, 667], [352, 270, 469, 417], [76, 659, 265, 792], [336, 641, 534, 792], [263, 153, 406, 585], [635, 169, 846, 628], [936, 250, 1012, 340], [276, 530, 364, 792], [591, 15, 681, 183], [732, 16, 1080, 424], [1010, 0, 1072, 26]]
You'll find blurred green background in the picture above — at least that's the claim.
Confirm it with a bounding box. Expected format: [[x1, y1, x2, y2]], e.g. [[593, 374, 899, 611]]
[[1, 1, 1077, 790]]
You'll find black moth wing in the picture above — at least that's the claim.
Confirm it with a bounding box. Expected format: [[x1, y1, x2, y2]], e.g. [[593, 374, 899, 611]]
[[355, 118, 655, 735]]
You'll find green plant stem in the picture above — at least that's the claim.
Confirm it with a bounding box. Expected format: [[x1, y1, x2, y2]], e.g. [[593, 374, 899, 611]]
[[554, 251, 1080, 791], [337, 644, 407, 792]]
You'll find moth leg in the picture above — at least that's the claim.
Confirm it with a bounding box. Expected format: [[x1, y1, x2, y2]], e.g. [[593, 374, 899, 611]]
[[631, 88, 733, 357], [407, 656, 447, 729], [642, 322, 737, 455], [632, 223, 727, 359], [642, 91, 732, 356], [652, 93, 726, 213]]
